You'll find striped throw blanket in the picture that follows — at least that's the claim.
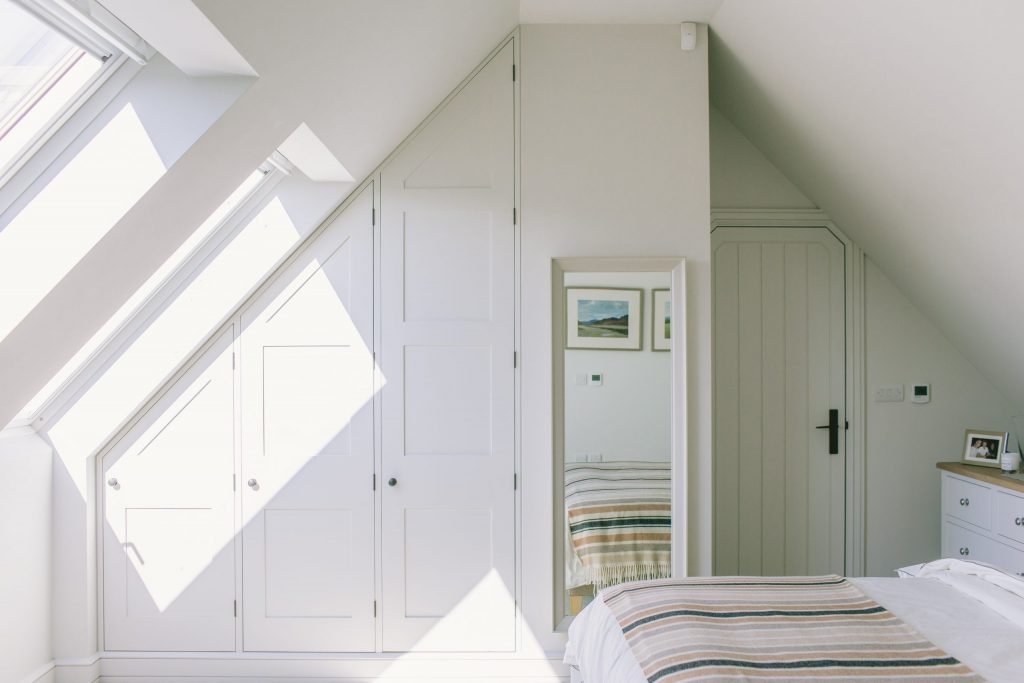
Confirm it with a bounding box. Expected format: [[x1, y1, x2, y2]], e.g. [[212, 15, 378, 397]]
[[602, 575, 981, 682], [565, 462, 671, 588]]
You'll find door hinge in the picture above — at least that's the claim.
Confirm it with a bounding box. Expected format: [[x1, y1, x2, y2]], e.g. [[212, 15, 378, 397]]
[[233, 599, 237, 617], [514, 473, 518, 490], [373, 600, 377, 617], [232, 351, 236, 369], [513, 207, 517, 225], [512, 64, 516, 81], [373, 473, 376, 491], [513, 351, 517, 368], [233, 474, 236, 491], [372, 207, 376, 225]]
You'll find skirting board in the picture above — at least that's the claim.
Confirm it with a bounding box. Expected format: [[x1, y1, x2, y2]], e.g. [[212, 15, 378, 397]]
[[18, 661, 56, 683], [56, 655, 568, 682]]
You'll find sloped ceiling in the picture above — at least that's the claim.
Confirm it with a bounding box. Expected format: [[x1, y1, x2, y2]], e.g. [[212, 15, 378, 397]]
[[709, 0, 1024, 413], [0, 0, 518, 427]]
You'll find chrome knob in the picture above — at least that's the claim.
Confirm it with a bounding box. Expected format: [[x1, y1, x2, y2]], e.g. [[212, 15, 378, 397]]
[[1016, 517, 1022, 526], [247, 478, 259, 490], [388, 477, 398, 487], [959, 547, 970, 556], [960, 497, 969, 507], [107, 477, 119, 488]]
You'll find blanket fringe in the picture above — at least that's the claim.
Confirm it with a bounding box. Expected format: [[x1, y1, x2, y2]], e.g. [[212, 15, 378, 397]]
[[582, 562, 671, 589]]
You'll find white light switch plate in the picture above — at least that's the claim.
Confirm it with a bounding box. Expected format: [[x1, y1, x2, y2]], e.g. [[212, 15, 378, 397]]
[[874, 384, 904, 402]]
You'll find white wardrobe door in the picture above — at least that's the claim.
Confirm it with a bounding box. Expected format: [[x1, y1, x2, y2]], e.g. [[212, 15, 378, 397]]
[[103, 327, 236, 651], [380, 41, 515, 652], [240, 186, 375, 652]]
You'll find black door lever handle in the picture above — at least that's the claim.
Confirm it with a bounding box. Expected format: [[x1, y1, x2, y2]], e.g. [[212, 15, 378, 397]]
[[815, 408, 840, 455]]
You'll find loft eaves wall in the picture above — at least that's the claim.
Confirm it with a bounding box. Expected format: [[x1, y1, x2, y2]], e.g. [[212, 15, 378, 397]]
[[0, 0, 519, 430], [708, 0, 1024, 417]]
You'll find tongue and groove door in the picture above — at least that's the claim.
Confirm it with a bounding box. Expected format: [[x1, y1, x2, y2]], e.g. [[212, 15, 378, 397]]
[[240, 187, 376, 652], [713, 227, 846, 577], [380, 41, 516, 652]]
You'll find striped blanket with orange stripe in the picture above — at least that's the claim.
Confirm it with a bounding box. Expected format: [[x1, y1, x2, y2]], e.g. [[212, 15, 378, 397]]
[[565, 462, 671, 588], [601, 575, 981, 682]]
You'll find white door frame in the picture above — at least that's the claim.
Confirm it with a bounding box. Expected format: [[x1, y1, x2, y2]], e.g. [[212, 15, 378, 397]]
[[711, 209, 866, 578]]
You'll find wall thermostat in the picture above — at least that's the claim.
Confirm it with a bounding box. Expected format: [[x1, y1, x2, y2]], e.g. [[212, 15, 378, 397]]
[[911, 383, 930, 403], [590, 373, 603, 386]]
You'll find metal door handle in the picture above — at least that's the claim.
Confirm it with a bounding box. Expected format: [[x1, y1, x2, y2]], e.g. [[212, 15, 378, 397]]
[[388, 477, 398, 487], [959, 547, 970, 556], [247, 478, 259, 490], [815, 408, 840, 455], [107, 477, 119, 488]]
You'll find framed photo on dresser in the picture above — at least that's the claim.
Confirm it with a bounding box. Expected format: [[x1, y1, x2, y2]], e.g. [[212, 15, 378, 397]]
[[962, 429, 1008, 468]]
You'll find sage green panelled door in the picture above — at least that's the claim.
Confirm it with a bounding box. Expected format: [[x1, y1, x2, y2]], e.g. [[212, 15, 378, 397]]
[[713, 227, 846, 576]]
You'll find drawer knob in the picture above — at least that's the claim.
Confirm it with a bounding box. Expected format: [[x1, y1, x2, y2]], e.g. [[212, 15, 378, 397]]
[[959, 547, 970, 556], [959, 497, 970, 507], [1016, 517, 1023, 526]]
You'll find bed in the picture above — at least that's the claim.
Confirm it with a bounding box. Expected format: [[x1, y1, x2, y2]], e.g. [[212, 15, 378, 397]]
[[565, 559, 1024, 682]]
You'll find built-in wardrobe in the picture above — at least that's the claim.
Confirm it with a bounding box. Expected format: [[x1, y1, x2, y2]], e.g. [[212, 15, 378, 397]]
[[101, 39, 516, 654]]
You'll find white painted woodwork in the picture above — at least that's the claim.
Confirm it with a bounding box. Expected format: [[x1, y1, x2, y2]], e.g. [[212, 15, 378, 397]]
[[940, 471, 1024, 575], [240, 187, 376, 652], [102, 328, 236, 651], [380, 41, 516, 652], [713, 227, 845, 576]]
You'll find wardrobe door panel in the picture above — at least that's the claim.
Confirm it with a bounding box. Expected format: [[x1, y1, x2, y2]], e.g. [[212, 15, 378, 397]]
[[241, 186, 375, 652], [380, 40, 515, 653], [103, 328, 236, 651]]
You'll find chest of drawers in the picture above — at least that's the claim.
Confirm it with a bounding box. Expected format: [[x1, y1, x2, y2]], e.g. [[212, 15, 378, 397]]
[[938, 462, 1024, 575]]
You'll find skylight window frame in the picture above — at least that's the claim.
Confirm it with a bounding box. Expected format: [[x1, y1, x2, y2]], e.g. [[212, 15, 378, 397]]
[[24, 164, 284, 429], [0, 0, 150, 189]]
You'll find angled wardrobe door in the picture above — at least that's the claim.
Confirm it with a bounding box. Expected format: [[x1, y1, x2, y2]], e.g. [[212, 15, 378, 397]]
[[103, 327, 236, 651], [380, 40, 516, 652], [240, 186, 375, 652]]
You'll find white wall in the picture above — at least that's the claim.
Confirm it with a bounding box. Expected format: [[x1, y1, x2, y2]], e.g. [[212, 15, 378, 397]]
[[711, 106, 1016, 576], [710, 107, 815, 210], [0, 428, 53, 683], [864, 260, 1014, 576], [520, 23, 710, 651], [564, 271, 671, 463]]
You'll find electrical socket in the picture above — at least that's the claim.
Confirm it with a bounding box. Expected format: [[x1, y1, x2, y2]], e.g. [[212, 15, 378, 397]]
[[874, 384, 904, 402]]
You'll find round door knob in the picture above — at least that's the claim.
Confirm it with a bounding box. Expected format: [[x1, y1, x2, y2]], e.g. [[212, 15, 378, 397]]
[[107, 477, 119, 488], [1016, 517, 1022, 526], [247, 478, 259, 490], [388, 477, 398, 487], [959, 547, 970, 556]]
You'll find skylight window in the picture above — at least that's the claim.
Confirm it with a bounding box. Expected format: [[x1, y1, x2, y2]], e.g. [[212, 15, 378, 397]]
[[0, 0, 105, 177], [19, 166, 274, 420]]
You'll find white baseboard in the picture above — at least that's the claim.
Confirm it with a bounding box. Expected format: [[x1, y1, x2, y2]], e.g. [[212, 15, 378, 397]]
[[53, 654, 100, 683], [17, 661, 55, 683], [51, 653, 568, 682]]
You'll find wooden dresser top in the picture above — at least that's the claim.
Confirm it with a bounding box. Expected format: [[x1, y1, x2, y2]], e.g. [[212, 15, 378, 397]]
[[937, 461, 1024, 495]]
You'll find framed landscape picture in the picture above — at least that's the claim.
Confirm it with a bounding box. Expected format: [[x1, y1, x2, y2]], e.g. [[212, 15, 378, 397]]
[[565, 287, 643, 350], [651, 289, 671, 351], [962, 428, 1008, 468]]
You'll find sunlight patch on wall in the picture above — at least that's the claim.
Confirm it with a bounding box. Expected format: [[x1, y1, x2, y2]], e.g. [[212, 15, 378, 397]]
[[0, 102, 164, 342], [18, 168, 268, 420], [48, 195, 302, 493]]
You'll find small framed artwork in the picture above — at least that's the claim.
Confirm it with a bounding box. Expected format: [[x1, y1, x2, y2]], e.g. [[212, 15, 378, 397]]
[[566, 287, 643, 350], [651, 289, 671, 352], [962, 429, 1008, 468]]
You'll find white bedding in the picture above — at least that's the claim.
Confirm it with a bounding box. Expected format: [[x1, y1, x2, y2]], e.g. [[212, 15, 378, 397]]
[[565, 560, 1024, 683]]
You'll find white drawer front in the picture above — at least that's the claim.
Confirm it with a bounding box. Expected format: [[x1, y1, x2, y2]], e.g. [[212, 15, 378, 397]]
[[943, 521, 993, 562], [942, 473, 991, 529], [995, 489, 1024, 546]]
